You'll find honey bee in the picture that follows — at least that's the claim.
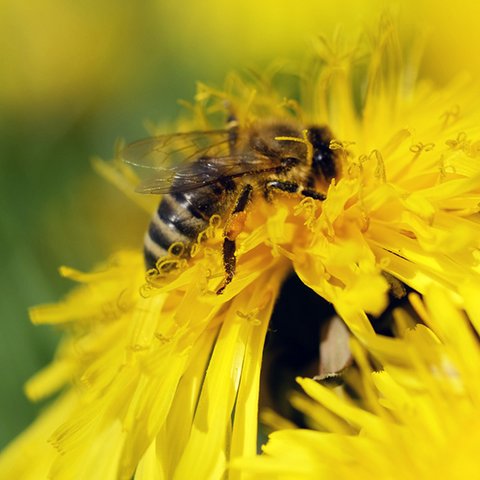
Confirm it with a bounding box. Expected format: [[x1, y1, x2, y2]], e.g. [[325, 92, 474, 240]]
[[123, 117, 339, 294]]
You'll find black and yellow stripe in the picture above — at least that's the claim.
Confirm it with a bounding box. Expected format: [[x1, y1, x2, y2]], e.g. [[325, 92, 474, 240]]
[[143, 186, 229, 269]]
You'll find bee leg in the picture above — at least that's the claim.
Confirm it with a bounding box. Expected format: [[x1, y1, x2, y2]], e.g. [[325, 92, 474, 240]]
[[217, 238, 236, 295], [216, 184, 253, 294], [264, 180, 299, 201], [265, 180, 326, 201], [300, 189, 326, 201]]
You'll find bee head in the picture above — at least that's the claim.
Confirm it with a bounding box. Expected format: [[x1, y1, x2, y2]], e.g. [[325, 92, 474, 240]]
[[307, 126, 337, 181]]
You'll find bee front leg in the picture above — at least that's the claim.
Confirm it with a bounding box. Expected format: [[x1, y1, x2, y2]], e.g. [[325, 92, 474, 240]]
[[216, 184, 253, 295], [300, 188, 326, 201], [265, 180, 326, 201]]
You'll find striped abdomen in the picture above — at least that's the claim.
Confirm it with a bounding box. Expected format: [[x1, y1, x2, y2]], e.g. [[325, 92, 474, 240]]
[[144, 186, 230, 269]]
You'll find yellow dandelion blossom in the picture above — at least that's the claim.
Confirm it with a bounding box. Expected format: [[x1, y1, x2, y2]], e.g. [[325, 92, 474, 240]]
[[1, 19, 480, 480], [234, 282, 480, 479]]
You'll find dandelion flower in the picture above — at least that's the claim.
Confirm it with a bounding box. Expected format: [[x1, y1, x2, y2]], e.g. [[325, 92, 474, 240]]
[[234, 282, 480, 479], [1, 19, 480, 480]]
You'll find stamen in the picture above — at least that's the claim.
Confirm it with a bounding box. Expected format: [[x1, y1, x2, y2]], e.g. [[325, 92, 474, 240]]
[[445, 132, 480, 158], [439, 104, 461, 130], [168, 242, 185, 257], [236, 308, 261, 326], [371, 149, 387, 183], [209, 214, 222, 228], [294, 197, 319, 232], [329, 139, 355, 150], [409, 142, 435, 156], [445, 132, 468, 151], [189, 243, 200, 258], [469, 140, 480, 157]]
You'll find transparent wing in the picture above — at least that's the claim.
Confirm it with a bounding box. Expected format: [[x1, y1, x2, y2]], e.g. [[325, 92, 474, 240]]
[[123, 129, 286, 194], [122, 129, 231, 169], [135, 153, 280, 194]]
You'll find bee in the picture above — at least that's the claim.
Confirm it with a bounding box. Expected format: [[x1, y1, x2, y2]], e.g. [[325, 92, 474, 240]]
[[123, 117, 339, 294]]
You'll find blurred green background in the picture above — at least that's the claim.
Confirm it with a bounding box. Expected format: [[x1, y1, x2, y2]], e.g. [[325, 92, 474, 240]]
[[1, 0, 480, 449]]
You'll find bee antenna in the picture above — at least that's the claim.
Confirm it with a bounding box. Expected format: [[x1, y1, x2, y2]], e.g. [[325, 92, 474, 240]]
[[274, 129, 313, 166]]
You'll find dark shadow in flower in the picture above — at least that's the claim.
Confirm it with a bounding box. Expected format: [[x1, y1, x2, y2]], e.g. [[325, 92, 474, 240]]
[[260, 271, 420, 432], [261, 272, 335, 428]]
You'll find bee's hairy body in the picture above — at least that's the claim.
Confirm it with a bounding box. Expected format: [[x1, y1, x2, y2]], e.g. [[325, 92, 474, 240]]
[[135, 119, 339, 291], [144, 180, 233, 269]]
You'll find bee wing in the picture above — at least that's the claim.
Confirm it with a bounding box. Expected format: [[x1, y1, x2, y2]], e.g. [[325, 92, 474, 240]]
[[135, 153, 278, 194], [123, 129, 283, 194], [122, 129, 231, 169]]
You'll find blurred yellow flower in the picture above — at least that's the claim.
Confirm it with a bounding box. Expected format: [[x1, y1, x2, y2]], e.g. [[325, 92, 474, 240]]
[[0, 1, 138, 114], [234, 282, 480, 479], [417, 0, 480, 83], [0, 0, 384, 115], [1, 14, 480, 480]]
